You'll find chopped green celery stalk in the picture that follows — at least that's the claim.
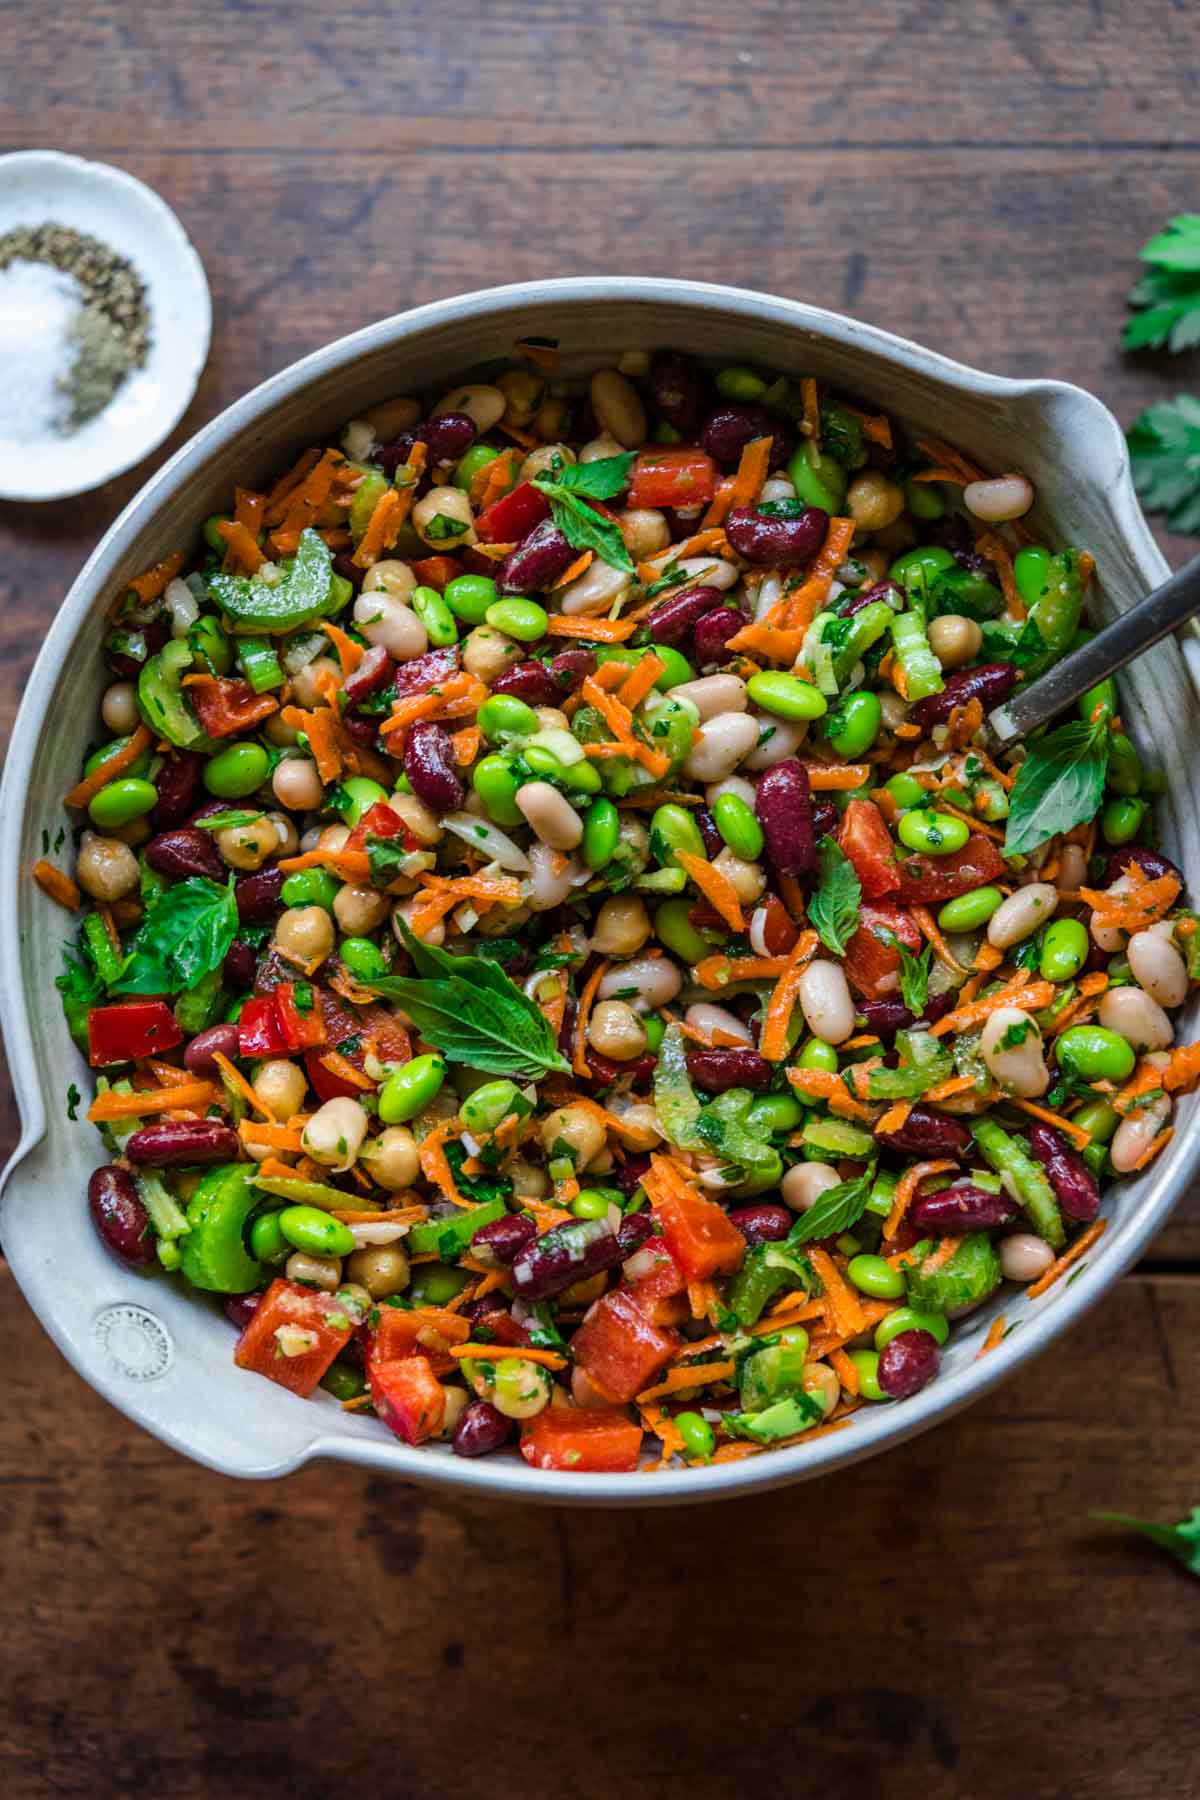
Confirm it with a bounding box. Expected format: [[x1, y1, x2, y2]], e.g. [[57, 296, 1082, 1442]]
[[178, 1164, 264, 1293], [407, 1197, 508, 1258], [799, 1117, 876, 1159], [349, 470, 390, 540], [972, 775, 1010, 822], [966, 1168, 1004, 1194], [635, 866, 688, 894], [831, 600, 893, 685], [867, 1030, 952, 1100], [91, 1078, 137, 1151], [902, 1232, 1002, 1315], [1025, 549, 1086, 667], [174, 968, 225, 1035], [236, 635, 285, 693], [971, 1117, 1065, 1248], [727, 1392, 826, 1443], [252, 1174, 362, 1209], [726, 1242, 813, 1328], [866, 1169, 898, 1219], [137, 639, 216, 751], [1082, 1142, 1108, 1179], [157, 1237, 183, 1271], [891, 609, 944, 702], [133, 1171, 190, 1240], [739, 1340, 810, 1412], [206, 529, 337, 634], [82, 910, 124, 986]]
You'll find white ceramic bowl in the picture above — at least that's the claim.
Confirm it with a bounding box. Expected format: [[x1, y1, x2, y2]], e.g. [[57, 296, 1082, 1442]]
[[2, 279, 1196, 1505]]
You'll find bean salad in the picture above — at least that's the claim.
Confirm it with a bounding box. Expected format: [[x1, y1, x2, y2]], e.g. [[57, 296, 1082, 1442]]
[[38, 342, 1200, 1473]]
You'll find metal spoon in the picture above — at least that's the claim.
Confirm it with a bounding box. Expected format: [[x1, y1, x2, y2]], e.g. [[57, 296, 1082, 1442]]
[[984, 552, 1200, 751]]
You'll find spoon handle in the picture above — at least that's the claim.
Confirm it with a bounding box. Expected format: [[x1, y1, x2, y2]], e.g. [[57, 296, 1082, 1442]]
[[985, 551, 1200, 750]]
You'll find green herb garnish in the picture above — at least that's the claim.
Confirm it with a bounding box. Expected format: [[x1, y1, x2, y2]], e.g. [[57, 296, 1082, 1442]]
[[111, 877, 240, 997], [1003, 719, 1110, 858], [1092, 1505, 1200, 1578], [787, 1165, 876, 1244], [807, 835, 862, 957], [1123, 215, 1200, 353]]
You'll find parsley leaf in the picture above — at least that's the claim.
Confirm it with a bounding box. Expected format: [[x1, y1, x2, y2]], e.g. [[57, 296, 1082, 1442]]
[[1126, 395, 1200, 532], [554, 453, 635, 500], [365, 833, 414, 887], [1003, 720, 1109, 858], [1123, 215, 1200, 353], [66, 1082, 81, 1122], [1092, 1505, 1200, 1577], [807, 835, 862, 956], [111, 877, 240, 996], [443, 1140, 513, 1206], [787, 1164, 876, 1244]]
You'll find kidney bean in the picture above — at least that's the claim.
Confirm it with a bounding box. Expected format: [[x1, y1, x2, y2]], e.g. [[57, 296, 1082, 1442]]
[[649, 349, 710, 436], [378, 412, 477, 476], [184, 1021, 242, 1075], [692, 607, 746, 663], [616, 1211, 654, 1258], [756, 759, 816, 876], [235, 864, 285, 923], [728, 1202, 792, 1245], [811, 798, 839, 840], [907, 663, 1017, 733], [391, 645, 460, 700], [909, 1184, 1019, 1233], [646, 583, 726, 646], [88, 1165, 156, 1267], [586, 1050, 658, 1087], [405, 719, 464, 812], [686, 1048, 773, 1093], [498, 520, 576, 595], [877, 1105, 972, 1159], [510, 1218, 623, 1300], [491, 661, 561, 707], [549, 646, 598, 691], [922, 990, 958, 1026], [856, 998, 916, 1039], [701, 403, 794, 471], [839, 580, 903, 618], [152, 751, 204, 829], [125, 1119, 243, 1167], [726, 506, 829, 567], [223, 939, 257, 990], [924, 512, 976, 559], [1104, 845, 1183, 889], [614, 1153, 651, 1198], [473, 1214, 538, 1266], [254, 946, 293, 994], [107, 619, 168, 680], [878, 1330, 941, 1399], [340, 713, 382, 749], [453, 1399, 514, 1458], [1027, 1121, 1101, 1223], [696, 808, 723, 858], [342, 643, 394, 705], [224, 1293, 261, 1331], [332, 552, 366, 593], [145, 826, 224, 881]]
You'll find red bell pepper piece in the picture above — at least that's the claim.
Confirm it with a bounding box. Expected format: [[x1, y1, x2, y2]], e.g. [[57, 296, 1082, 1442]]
[[842, 901, 922, 1000], [474, 480, 550, 545], [654, 1189, 745, 1282], [520, 1407, 644, 1473], [367, 1354, 446, 1444], [365, 1304, 470, 1377], [273, 982, 327, 1051], [233, 1279, 358, 1397], [570, 1289, 678, 1403], [303, 1048, 363, 1102], [188, 677, 278, 740], [410, 554, 464, 591], [895, 833, 1007, 905], [619, 1237, 689, 1327], [87, 1000, 182, 1067], [627, 447, 717, 511], [236, 995, 289, 1057], [837, 798, 902, 900], [344, 800, 416, 854]]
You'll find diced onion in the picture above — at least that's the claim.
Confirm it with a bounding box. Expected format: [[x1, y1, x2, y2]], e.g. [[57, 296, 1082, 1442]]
[[440, 813, 531, 872]]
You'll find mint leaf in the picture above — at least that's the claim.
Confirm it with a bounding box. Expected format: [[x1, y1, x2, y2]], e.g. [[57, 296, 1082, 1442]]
[[1127, 396, 1200, 531], [532, 477, 634, 572], [112, 877, 240, 996], [807, 835, 862, 956], [1123, 215, 1200, 352], [555, 453, 635, 501], [1092, 1506, 1200, 1577], [787, 1165, 876, 1245], [1003, 720, 1109, 858]]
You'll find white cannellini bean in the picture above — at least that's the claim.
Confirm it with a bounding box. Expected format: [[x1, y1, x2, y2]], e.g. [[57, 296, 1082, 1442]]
[[879, 691, 908, 734], [682, 711, 760, 783], [101, 681, 139, 736], [743, 713, 810, 770], [598, 954, 682, 1012], [798, 959, 855, 1045], [527, 843, 584, 910], [1098, 985, 1174, 1051], [432, 383, 506, 432], [979, 1006, 1049, 1098], [759, 477, 796, 503], [617, 507, 670, 560], [707, 774, 758, 811], [644, 550, 740, 592], [1110, 1093, 1172, 1175], [685, 1002, 753, 1045], [999, 1233, 1056, 1283], [412, 485, 474, 546], [556, 557, 633, 616], [781, 1161, 841, 1212], [753, 573, 784, 623], [1090, 875, 1133, 953], [963, 473, 1035, 523], [360, 395, 421, 440], [516, 781, 583, 852], [1057, 843, 1088, 894], [1127, 929, 1189, 1008], [354, 593, 428, 661], [713, 848, 765, 905], [669, 674, 748, 720], [986, 882, 1058, 950], [589, 369, 647, 448]]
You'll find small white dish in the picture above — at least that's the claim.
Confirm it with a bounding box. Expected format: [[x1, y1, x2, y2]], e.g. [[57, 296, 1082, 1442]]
[[0, 150, 211, 502]]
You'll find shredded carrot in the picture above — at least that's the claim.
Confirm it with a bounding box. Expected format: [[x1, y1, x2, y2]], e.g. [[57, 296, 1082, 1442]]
[[87, 1081, 219, 1122], [976, 1316, 1007, 1357], [687, 1279, 722, 1322], [1162, 1041, 1200, 1094], [350, 489, 403, 568], [842, 404, 892, 449], [875, 1100, 914, 1135], [128, 551, 185, 604], [675, 850, 745, 934], [920, 1074, 975, 1104], [808, 1248, 867, 1340], [639, 1401, 686, 1466], [573, 959, 611, 1078], [930, 975, 1055, 1037], [265, 447, 323, 519], [1080, 873, 1180, 930], [1133, 1127, 1174, 1169], [785, 1065, 872, 1123], [579, 675, 669, 777], [238, 1120, 305, 1151], [280, 705, 342, 784], [451, 1344, 567, 1371], [216, 518, 264, 574], [518, 1193, 575, 1232], [912, 905, 966, 973], [972, 943, 1004, 974], [146, 1060, 196, 1088], [694, 953, 788, 990], [450, 725, 482, 766], [830, 1346, 860, 1397], [883, 1159, 956, 1241], [543, 613, 637, 643], [212, 1051, 273, 1120], [801, 377, 820, 447], [723, 621, 807, 663], [419, 1117, 462, 1205], [472, 445, 523, 512], [616, 652, 666, 712], [702, 435, 772, 527], [378, 672, 486, 738], [974, 531, 1021, 617], [555, 549, 594, 588], [63, 725, 153, 809], [33, 861, 80, 910], [1012, 1099, 1091, 1151], [1025, 1219, 1108, 1299], [320, 1050, 377, 1091], [636, 1361, 736, 1403], [913, 436, 987, 486], [803, 761, 872, 791], [760, 929, 820, 1064], [320, 621, 364, 676]]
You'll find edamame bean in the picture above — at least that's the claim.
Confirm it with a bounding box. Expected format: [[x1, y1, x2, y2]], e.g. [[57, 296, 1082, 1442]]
[[88, 777, 158, 829], [897, 808, 970, 856], [84, 735, 152, 780], [875, 1306, 950, 1350], [572, 1186, 622, 1220], [278, 1205, 356, 1258], [936, 885, 1004, 932], [650, 803, 706, 866], [582, 796, 620, 870], [461, 1079, 524, 1136], [454, 443, 500, 490], [847, 1254, 906, 1300], [472, 754, 524, 825], [885, 772, 926, 811], [1013, 544, 1051, 609], [203, 514, 229, 553], [332, 776, 388, 825], [712, 791, 764, 860], [1078, 676, 1116, 726], [203, 742, 270, 799], [1039, 917, 1089, 982], [411, 584, 459, 646], [1101, 797, 1146, 845], [379, 1053, 446, 1123], [787, 447, 847, 513], [249, 1210, 289, 1264], [655, 897, 711, 965], [1107, 732, 1142, 797], [642, 1012, 666, 1054], [889, 545, 956, 585], [745, 670, 828, 721], [650, 644, 694, 690], [1072, 1098, 1119, 1143], [674, 1410, 716, 1460], [1055, 1024, 1136, 1082], [444, 573, 497, 623], [715, 365, 768, 401], [903, 479, 945, 521], [486, 597, 549, 641], [825, 690, 881, 758], [478, 694, 539, 740], [797, 1037, 839, 1073], [340, 937, 388, 982], [846, 1348, 887, 1401], [282, 868, 339, 910]]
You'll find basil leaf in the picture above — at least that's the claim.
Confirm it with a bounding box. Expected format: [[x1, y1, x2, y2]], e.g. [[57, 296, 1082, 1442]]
[[112, 877, 240, 996], [1003, 720, 1109, 858], [1092, 1507, 1200, 1577], [533, 481, 634, 572], [787, 1165, 876, 1245], [807, 835, 862, 956], [555, 453, 635, 501]]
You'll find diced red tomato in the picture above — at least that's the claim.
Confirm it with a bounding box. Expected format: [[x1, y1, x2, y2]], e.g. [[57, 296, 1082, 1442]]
[[654, 1190, 745, 1281], [627, 448, 717, 511], [367, 1354, 446, 1445], [520, 1407, 644, 1473], [345, 800, 416, 853], [365, 1305, 470, 1377], [620, 1237, 689, 1327], [570, 1290, 678, 1403], [895, 833, 1007, 905], [238, 983, 326, 1058], [87, 1000, 182, 1067], [842, 901, 922, 1000], [188, 677, 277, 739], [474, 480, 550, 544], [410, 555, 464, 591], [304, 1048, 363, 1101], [838, 799, 901, 900], [233, 1279, 357, 1397]]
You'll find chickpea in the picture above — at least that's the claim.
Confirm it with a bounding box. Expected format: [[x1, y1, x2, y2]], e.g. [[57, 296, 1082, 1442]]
[[353, 592, 428, 662], [318, 823, 351, 854], [592, 894, 651, 958], [212, 814, 275, 871], [617, 508, 670, 560], [333, 882, 389, 936], [858, 548, 890, 583], [712, 848, 765, 905], [521, 442, 576, 482], [588, 999, 648, 1062], [388, 791, 443, 846], [927, 614, 983, 670], [532, 394, 570, 440], [345, 1241, 411, 1299], [393, 893, 444, 946], [252, 1058, 308, 1118], [579, 431, 626, 463], [879, 691, 909, 734], [272, 756, 324, 813], [782, 1161, 841, 1211], [508, 1154, 550, 1199], [360, 1125, 421, 1191], [803, 1361, 841, 1417], [109, 816, 152, 849], [285, 1252, 342, 1292], [361, 558, 417, 600], [846, 471, 905, 532], [266, 811, 299, 858], [462, 624, 522, 684], [275, 905, 335, 964], [264, 711, 300, 748], [100, 681, 139, 735], [75, 831, 139, 902], [540, 1103, 607, 1168], [291, 655, 342, 708], [302, 1096, 369, 1171], [533, 705, 570, 733], [412, 485, 475, 548], [497, 367, 545, 427]]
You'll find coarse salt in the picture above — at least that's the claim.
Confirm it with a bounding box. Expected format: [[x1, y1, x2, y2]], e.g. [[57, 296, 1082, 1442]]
[[0, 258, 81, 444]]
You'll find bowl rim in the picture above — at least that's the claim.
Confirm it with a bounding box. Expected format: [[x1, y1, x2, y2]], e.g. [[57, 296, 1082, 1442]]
[[0, 276, 1186, 1502]]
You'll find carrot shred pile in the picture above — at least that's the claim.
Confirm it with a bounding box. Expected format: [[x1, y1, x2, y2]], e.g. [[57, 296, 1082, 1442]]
[[1026, 1219, 1108, 1299]]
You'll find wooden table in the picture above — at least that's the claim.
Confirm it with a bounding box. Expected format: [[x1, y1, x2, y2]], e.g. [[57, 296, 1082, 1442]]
[[2, 5, 1199, 1794]]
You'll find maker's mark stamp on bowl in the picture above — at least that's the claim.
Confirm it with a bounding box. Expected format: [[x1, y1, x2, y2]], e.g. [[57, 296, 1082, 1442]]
[[91, 1303, 174, 1381]]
